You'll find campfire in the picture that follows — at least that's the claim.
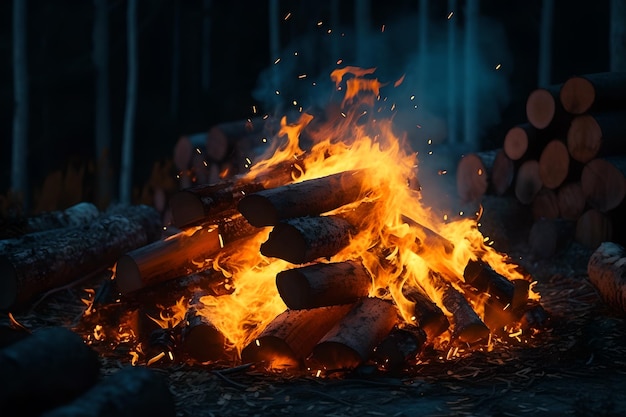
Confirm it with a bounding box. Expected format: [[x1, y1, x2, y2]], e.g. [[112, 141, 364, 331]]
[[5, 67, 547, 379]]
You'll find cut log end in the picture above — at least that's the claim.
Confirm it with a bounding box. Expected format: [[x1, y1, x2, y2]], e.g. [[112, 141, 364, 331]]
[[169, 191, 207, 228], [503, 126, 529, 161], [526, 88, 556, 129], [539, 140, 569, 189], [560, 76, 595, 115], [115, 255, 143, 295], [456, 153, 488, 203], [567, 114, 602, 164]]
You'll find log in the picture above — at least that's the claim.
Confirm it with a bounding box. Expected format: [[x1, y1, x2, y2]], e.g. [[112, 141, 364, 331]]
[[307, 297, 399, 371], [525, 85, 568, 131], [370, 325, 427, 371], [557, 181, 586, 221], [205, 117, 275, 163], [275, 260, 372, 310], [260, 215, 355, 264], [455, 152, 489, 203], [180, 307, 229, 363], [238, 169, 368, 227], [0, 326, 101, 416], [514, 159, 543, 205], [503, 123, 544, 161], [491, 148, 515, 196], [587, 241, 626, 314], [531, 187, 560, 220], [400, 214, 455, 256], [538, 139, 570, 189], [115, 212, 257, 294], [40, 366, 176, 417], [575, 208, 613, 249], [240, 304, 353, 370], [559, 72, 626, 115], [518, 301, 551, 331], [428, 271, 489, 344], [566, 110, 626, 163], [528, 217, 576, 259], [463, 259, 529, 311], [0, 204, 162, 310], [169, 158, 305, 228], [403, 286, 450, 341], [580, 157, 626, 212]]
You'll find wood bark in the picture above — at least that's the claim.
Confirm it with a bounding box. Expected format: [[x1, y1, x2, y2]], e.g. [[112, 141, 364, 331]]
[[371, 325, 427, 371], [276, 260, 372, 310], [0, 326, 101, 416], [588, 241, 626, 314], [581, 157, 626, 212], [531, 187, 560, 220], [575, 208, 613, 249], [403, 286, 450, 341], [514, 159, 543, 205], [240, 304, 353, 370], [567, 110, 626, 163], [559, 72, 626, 115], [169, 159, 305, 228], [180, 307, 228, 363], [0, 204, 162, 310], [307, 297, 399, 371], [463, 259, 529, 311], [429, 271, 489, 344], [528, 217, 576, 259], [260, 215, 355, 264], [456, 152, 489, 204], [40, 366, 176, 417], [503, 122, 551, 161], [538, 139, 569, 189], [557, 181, 586, 221], [238, 169, 368, 227], [491, 148, 515, 196]]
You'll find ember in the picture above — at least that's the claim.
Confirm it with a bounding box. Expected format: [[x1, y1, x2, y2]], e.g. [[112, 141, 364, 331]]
[[71, 67, 546, 376]]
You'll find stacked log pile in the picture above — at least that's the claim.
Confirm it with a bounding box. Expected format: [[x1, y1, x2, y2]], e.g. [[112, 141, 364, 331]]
[[456, 72, 626, 258]]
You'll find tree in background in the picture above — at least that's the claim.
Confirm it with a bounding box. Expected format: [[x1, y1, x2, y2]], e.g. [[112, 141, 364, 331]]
[[447, 0, 459, 144], [119, 0, 138, 205], [12, 0, 29, 213], [93, 0, 113, 210], [538, 0, 554, 87], [463, 0, 478, 148], [610, 0, 626, 71], [354, 0, 372, 66]]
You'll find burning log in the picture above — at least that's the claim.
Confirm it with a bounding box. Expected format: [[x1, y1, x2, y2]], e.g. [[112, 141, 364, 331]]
[[40, 366, 176, 417], [428, 271, 489, 344], [403, 286, 450, 341], [169, 159, 304, 228], [181, 306, 229, 363], [260, 215, 355, 264], [240, 304, 353, 370], [580, 157, 626, 212], [238, 169, 368, 227], [566, 110, 626, 163], [307, 297, 399, 371], [538, 139, 570, 189], [0, 326, 101, 416], [115, 211, 258, 295], [587, 241, 626, 314], [559, 72, 626, 115], [0, 204, 162, 310], [205, 117, 275, 163], [401, 214, 455, 256], [275, 260, 372, 310], [371, 325, 427, 371]]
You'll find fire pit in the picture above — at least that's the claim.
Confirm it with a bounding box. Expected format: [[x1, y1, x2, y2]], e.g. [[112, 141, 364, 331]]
[[2, 67, 626, 416]]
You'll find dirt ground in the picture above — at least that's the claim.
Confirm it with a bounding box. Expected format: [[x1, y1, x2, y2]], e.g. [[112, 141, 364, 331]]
[[3, 196, 626, 417]]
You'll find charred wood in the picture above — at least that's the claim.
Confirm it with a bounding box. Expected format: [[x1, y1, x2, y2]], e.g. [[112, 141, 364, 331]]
[[371, 325, 427, 372], [402, 286, 450, 341], [181, 306, 229, 363]]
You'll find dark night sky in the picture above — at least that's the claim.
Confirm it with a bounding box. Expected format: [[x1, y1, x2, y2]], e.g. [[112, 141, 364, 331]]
[[0, 0, 611, 207]]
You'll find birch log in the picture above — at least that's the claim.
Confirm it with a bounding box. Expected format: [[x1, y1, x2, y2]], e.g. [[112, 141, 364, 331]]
[[588, 241, 626, 314]]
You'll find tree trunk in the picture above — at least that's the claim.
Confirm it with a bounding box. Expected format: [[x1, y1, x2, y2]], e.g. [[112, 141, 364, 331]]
[[0, 204, 162, 310], [240, 304, 353, 370], [40, 366, 176, 417], [238, 169, 368, 227], [463, 0, 479, 147], [588, 241, 626, 314], [447, 0, 459, 144], [307, 297, 399, 371], [276, 260, 372, 310], [354, 0, 371, 66], [0, 327, 101, 417], [537, 0, 554, 88], [201, 0, 212, 92], [611, 0, 626, 71], [12, 0, 29, 211], [119, 0, 138, 204], [260, 215, 355, 264], [170, 0, 180, 119]]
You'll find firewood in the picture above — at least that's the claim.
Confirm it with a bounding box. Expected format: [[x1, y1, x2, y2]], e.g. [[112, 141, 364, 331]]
[[0, 204, 162, 310], [528, 217, 576, 259], [514, 159, 543, 205], [40, 366, 176, 417], [205, 117, 274, 163], [538, 139, 570, 189], [115, 211, 257, 295], [559, 71, 626, 115], [463, 259, 529, 311], [307, 297, 399, 371], [180, 307, 229, 363], [240, 304, 353, 370], [580, 157, 626, 212], [587, 241, 626, 314], [531, 187, 560, 220], [275, 260, 372, 310], [518, 301, 551, 331], [402, 286, 450, 341], [238, 169, 368, 227], [566, 110, 626, 163], [575, 208, 613, 249], [0, 326, 101, 416], [478, 194, 533, 253], [260, 215, 355, 264], [428, 271, 489, 344], [455, 152, 489, 204], [371, 325, 427, 371], [503, 122, 544, 161], [525, 85, 568, 131], [400, 214, 455, 255], [491, 149, 515, 196], [169, 159, 305, 228], [557, 181, 586, 220]]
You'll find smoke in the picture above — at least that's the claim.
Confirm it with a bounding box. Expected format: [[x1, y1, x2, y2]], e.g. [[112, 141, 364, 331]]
[[252, 9, 514, 154]]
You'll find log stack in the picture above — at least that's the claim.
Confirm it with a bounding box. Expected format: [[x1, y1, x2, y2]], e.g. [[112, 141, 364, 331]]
[[456, 71, 626, 257]]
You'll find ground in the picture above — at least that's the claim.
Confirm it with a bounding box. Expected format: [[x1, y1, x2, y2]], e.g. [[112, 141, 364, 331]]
[[2, 195, 626, 417]]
